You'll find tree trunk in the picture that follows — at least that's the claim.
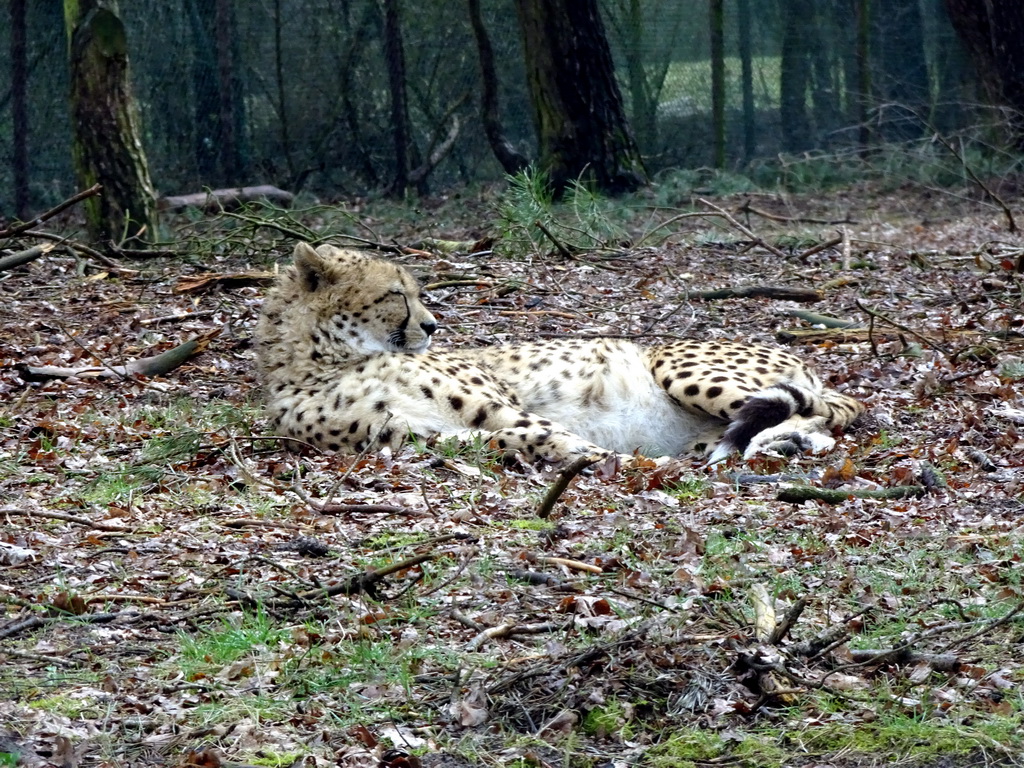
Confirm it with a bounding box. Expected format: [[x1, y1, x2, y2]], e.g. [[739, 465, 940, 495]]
[[381, 0, 416, 196], [780, 0, 813, 152], [945, 0, 1024, 148], [709, 0, 725, 169], [10, 0, 29, 219], [514, 0, 646, 195], [737, 0, 756, 161], [467, 0, 528, 175], [876, 0, 928, 139], [187, 0, 245, 186], [855, 0, 872, 152], [64, 0, 157, 245]]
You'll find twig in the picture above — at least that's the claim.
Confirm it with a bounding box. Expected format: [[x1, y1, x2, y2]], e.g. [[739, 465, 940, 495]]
[[855, 300, 953, 359], [0, 507, 128, 532], [769, 596, 808, 645], [0, 183, 102, 239], [696, 198, 790, 259], [932, 132, 1017, 233], [534, 219, 574, 259], [776, 485, 925, 504], [17, 229, 130, 272], [737, 199, 856, 226], [295, 552, 435, 602], [17, 329, 220, 381], [533, 555, 603, 574], [798, 235, 844, 262], [536, 455, 601, 518]]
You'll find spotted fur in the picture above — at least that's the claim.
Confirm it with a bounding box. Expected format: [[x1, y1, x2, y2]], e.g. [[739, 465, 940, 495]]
[[255, 243, 864, 462]]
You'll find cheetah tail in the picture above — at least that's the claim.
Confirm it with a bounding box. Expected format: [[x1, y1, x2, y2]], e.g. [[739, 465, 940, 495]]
[[708, 383, 817, 463]]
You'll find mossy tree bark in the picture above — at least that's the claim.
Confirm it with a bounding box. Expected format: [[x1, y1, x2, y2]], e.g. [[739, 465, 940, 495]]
[[64, 0, 157, 245], [514, 0, 646, 196]]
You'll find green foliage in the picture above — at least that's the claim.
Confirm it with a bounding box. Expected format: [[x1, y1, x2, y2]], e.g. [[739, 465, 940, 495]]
[[178, 608, 289, 679], [496, 167, 631, 258]]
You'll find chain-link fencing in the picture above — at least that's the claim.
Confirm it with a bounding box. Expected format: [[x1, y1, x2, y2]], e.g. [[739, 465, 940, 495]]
[[0, 0, 980, 215]]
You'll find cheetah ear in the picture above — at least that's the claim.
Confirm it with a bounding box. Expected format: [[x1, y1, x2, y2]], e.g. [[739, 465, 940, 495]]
[[293, 242, 331, 293]]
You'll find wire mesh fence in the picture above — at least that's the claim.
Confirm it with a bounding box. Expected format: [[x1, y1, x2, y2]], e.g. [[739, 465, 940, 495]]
[[0, 0, 981, 216]]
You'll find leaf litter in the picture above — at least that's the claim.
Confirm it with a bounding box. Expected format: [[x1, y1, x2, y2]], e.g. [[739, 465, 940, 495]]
[[1, 183, 1023, 767]]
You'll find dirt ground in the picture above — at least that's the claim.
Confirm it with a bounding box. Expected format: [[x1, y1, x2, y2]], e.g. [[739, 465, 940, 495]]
[[1, 182, 1023, 768]]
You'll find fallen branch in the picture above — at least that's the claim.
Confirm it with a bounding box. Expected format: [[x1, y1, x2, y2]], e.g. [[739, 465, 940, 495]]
[[158, 185, 295, 214], [769, 596, 808, 645], [536, 455, 601, 518], [777, 485, 925, 504], [533, 555, 603, 575], [0, 183, 102, 240], [17, 229, 132, 272], [846, 648, 960, 672], [736, 199, 856, 226], [174, 271, 275, 294], [0, 242, 54, 272], [0, 609, 138, 641], [17, 329, 219, 381], [798, 235, 844, 262], [534, 219, 574, 259], [786, 309, 857, 328], [315, 503, 411, 515], [696, 198, 790, 259], [466, 620, 565, 651], [856, 300, 954, 359], [295, 552, 435, 602], [0, 507, 129, 532], [691, 285, 822, 303]]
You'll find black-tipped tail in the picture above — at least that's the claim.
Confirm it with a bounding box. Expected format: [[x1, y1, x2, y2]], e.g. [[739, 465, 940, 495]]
[[718, 389, 798, 455]]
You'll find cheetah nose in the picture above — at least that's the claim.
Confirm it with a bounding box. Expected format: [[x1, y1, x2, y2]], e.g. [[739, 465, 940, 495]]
[[420, 320, 438, 336]]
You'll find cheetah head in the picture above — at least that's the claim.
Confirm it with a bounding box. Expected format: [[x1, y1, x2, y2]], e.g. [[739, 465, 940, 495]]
[[288, 242, 437, 356]]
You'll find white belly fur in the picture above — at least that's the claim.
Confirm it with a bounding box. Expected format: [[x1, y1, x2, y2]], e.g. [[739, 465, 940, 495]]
[[505, 343, 713, 456]]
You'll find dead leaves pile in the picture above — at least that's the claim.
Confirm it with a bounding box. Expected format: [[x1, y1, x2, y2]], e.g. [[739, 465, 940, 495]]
[[2, 188, 1024, 766]]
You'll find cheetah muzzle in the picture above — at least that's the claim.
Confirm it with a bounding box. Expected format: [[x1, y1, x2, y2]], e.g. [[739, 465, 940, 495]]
[[256, 243, 864, 464]]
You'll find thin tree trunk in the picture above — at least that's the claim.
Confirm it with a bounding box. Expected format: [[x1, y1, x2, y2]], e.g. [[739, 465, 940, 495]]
[[709, 0, 725, 168], [876, 0, 928, 139], [514, 0, 645, 195], [946, 0, 1024, 149], [856, 0, 872, 153], [10, 0, 29, 219], [467, 0, 528, 175], [273, 0, 294, 180], [215, 0, 242, 181], [737, 0, 755, 161], [780, 0, 813, 152], [64, 0, 158, 245], [381, 0, 413, 195]]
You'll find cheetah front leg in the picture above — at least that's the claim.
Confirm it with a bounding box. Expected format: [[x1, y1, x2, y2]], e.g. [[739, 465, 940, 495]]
[[470, 404, 614, 463]]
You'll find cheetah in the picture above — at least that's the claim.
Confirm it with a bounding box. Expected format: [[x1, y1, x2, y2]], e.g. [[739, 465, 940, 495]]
[[255, 243, 863, 464]]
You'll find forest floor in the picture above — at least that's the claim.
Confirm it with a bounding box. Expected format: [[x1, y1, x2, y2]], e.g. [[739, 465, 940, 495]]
[[2, 175, 1024, 768]]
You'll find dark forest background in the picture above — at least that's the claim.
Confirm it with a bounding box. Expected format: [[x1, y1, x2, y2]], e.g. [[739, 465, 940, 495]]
[[2, 0, 1021, 218]]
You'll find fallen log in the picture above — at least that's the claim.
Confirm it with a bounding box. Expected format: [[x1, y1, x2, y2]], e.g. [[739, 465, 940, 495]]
[[691, 285, 823, 303], [17, 329, 219, 381], [158, 185, 294, 214], [777, 485, 926, 504], [0, 243, 54, 271]]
